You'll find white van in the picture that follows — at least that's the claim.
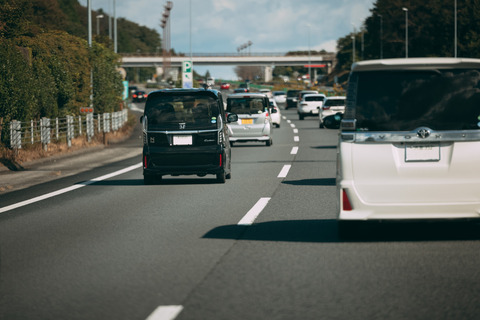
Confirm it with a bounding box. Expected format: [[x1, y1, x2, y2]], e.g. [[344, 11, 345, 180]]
[[337, 58, 480, 235], [206, 77, 215, 87]]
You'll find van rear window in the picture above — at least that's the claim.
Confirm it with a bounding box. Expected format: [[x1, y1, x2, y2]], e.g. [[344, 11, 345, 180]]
[[227, 98, 266, 114], [305, 96, 325, 102], [351, 69, 480, 131], [145, 94, 220, 130]]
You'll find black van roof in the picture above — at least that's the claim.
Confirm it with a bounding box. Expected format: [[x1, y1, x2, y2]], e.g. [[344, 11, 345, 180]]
[[147, 88, 221, 99]]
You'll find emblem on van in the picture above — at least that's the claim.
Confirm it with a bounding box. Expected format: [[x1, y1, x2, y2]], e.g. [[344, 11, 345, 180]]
[[179, 123, 186, 129], [417, 128, 430, 139]]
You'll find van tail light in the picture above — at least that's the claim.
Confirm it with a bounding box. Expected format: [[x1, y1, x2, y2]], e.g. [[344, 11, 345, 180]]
[[143, 155, 148, 169], [342, 189, 353, 211], [219, 154, 223, 167]]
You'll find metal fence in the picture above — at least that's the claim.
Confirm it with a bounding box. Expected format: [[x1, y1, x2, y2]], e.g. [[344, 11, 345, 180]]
[[8, 109, 128, 151]]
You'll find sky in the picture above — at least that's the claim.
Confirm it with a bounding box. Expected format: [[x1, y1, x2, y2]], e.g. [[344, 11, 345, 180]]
[[80, 0, 375, 79]]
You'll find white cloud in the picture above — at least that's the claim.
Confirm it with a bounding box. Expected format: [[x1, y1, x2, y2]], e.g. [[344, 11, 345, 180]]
[[79, 0, 374, 78]]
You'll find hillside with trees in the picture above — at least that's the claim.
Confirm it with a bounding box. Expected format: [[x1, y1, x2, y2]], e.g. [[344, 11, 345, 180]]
[[0, 0, 162, 145], [334, 0, 480, 74]]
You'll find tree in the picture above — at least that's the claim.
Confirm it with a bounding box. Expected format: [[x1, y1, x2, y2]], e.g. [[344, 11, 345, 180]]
[[234, 66, 262, 82]]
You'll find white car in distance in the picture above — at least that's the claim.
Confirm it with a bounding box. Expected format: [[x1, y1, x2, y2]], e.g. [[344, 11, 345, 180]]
[[269, 99, 281, 128], [319, 96, 346, 128], [273, 91, 286, 105], [297, 93, 326, 120]]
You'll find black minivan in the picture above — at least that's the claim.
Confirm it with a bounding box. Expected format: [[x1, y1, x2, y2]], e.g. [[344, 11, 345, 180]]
[[141, 88, 237, 184]]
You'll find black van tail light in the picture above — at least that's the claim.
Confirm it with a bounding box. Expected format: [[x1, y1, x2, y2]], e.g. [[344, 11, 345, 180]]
[[219, 154, 223, 167], [143, 155, 148, 169], [342, 189, 353, 211]]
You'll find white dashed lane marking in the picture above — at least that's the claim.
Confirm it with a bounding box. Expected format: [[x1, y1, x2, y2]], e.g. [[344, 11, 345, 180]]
[[238, 197, 271, 226]]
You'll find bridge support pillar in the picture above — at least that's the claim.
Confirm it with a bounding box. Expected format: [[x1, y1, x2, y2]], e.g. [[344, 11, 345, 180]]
[[264, 65, 273, 82], [156, 66, 163, 78]]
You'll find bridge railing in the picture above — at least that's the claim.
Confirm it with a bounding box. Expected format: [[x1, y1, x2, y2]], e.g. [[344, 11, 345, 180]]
[[120, 52, 335, 58]]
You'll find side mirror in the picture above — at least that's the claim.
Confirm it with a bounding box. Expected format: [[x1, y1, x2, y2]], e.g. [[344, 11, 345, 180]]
[[139, 115, 144, 124], [226, 113, 238, 123], [271, 107, 277, 113]]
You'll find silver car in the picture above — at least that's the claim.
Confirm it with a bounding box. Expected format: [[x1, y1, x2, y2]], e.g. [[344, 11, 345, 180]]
[[226, 93, 273, 146], [337, 58, 480, 236]]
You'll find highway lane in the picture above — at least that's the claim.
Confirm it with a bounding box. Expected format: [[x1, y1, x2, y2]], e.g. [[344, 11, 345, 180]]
[[1, 107, 480, 319]]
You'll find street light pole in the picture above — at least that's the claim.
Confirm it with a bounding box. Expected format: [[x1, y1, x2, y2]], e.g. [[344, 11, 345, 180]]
[[87, 0, 92, 47], [87, 0, 93, 110], [189, 0, 192, 61], [454, 0, 457, 57], [308, 24, 311, 86], [378, 14, 383, 59], [403, 7, 408, 58], [96, 14, 104, 35], [351, 23, 356, 63], [114, 0, 117, 53]]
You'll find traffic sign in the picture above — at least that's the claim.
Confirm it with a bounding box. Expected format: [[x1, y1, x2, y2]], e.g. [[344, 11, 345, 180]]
[[182, 60, 193, 89]]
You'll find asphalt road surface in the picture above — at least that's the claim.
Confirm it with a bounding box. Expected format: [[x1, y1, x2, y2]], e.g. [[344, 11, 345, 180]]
[[1, 103, 480, 320]]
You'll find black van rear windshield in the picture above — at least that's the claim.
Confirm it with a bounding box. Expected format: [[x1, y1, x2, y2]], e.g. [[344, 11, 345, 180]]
[[145, 94, 220, 130], [352, 69, 480, 131]]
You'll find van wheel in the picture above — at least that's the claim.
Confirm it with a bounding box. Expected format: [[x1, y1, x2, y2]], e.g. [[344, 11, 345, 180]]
[[144, 174, 156, 185], [226, 172, 232, 179], [216, 171, 226, 183], [299, 114, 304, 120], [266, 139, 272, 146], [319, 122, 324, 128]]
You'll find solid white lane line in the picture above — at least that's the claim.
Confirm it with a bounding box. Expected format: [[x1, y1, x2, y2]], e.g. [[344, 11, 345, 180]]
[[291, 147, 298, 155], [294, 136, 299, 142], [146, 305, 183, 320], [293, 128, 298, 134], [238, 197, 271, 226], [278, 164, 291, 178], [0, 163, 143, 214]]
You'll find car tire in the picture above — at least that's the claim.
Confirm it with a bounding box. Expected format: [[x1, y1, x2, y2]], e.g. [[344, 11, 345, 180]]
[[299, 114, 304, 120], [216, 171, 226, 183], [226, 172, 232, 179], [266, 139, 272, 146], [319, 122, 324, 128], [230, 141, 234, 147], [144, 174, 156, 185]]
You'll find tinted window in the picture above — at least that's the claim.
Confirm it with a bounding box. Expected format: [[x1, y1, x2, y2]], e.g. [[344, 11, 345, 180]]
[[145, 94, 220, 130], [324, 99, 345, 106], [227, 98, 267, 114], [305, 96, 325, 102], [351, 69, 480, 131], [287, 90, 300, 97]]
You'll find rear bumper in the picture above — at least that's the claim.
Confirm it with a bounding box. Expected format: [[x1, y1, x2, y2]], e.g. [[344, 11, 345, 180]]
[[298, 108, 319, 115], [143, 145, 226, 176], [228, 124, 272, 142], [338, 183, 480, 221]]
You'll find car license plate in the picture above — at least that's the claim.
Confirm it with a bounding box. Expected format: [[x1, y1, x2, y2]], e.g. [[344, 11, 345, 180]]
[[242, 119, 254, 124], [405, 143, 440, 162], [173, 135, 192, 145]]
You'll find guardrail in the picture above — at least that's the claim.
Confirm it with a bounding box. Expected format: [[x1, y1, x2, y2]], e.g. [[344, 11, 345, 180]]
[[8, 109, 128, 151]]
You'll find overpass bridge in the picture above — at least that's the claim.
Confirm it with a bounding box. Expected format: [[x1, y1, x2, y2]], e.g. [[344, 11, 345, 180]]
[[120, 52, 336, 81]]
